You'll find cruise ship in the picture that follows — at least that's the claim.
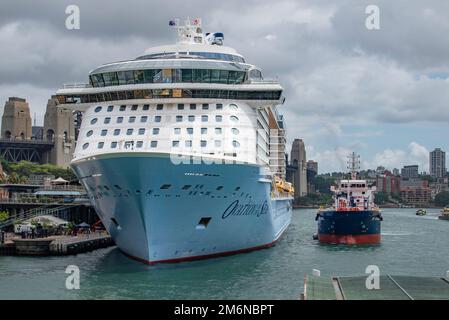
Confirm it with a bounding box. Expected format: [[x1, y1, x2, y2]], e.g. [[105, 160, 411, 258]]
[[55, 19, 292, 264]]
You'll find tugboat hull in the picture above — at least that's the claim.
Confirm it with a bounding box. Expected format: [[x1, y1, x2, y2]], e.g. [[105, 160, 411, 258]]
[[317, 210, 382, 245]]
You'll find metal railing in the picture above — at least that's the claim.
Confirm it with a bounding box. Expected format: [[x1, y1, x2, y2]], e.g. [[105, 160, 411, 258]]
[[62, 83, 92, 89]]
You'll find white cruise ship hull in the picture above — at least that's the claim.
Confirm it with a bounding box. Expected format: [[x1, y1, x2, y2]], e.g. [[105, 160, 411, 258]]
[[72, 153, 292, 264]]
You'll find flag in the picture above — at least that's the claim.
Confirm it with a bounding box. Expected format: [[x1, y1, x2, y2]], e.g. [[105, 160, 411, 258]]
[[169, 19, 178, 27], [192, 17, 201, 26]]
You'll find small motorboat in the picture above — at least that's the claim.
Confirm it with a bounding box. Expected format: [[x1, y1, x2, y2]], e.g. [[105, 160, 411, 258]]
[[416, 209, 427, 216], [438, 207, 449, 220]]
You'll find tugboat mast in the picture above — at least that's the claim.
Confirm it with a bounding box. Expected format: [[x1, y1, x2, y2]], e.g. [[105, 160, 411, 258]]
[[347, 152, 360, 180]]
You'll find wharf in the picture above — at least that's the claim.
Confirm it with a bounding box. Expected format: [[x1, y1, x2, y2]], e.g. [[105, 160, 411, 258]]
[[0, 233, 115, 256], [302, 275, 449, 300]]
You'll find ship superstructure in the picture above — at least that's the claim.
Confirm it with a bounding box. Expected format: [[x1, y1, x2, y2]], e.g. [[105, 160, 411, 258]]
[[54, 19, 292, 264]]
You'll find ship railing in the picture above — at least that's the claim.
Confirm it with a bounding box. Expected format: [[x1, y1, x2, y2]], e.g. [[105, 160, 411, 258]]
[[248, 77, 280, 84], [62, 83, 92, 89]]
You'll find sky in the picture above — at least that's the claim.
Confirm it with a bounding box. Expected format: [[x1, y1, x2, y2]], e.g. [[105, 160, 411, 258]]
[[0, 0, 448, 173]]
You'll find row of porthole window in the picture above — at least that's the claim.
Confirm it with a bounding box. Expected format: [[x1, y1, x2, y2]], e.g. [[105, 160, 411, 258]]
[[94, 103, 237, 113], [86, 127, 240, 138], [82, 139, 240, 150], [90, 114, 239, 125]]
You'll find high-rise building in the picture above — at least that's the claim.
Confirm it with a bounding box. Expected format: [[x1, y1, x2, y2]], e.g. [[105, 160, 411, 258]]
[[306, 160, 318, 194], [290, 139, 307, 199], [429, 148, 446, 178], [401, 165, 419, 179], [307, 160, 318, 174], [392, 168, 400, 176]]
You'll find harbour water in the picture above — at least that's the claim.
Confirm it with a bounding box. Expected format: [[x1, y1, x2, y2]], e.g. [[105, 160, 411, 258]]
[[0, 208, 448, 300]]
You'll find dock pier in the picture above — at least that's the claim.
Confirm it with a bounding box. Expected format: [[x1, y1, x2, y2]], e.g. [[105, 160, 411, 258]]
[[0, 233, 115, 256]]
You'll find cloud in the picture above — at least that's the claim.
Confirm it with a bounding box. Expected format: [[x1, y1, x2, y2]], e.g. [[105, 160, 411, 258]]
[[0, 0, 448, 172], [370, 142, 430, 172]]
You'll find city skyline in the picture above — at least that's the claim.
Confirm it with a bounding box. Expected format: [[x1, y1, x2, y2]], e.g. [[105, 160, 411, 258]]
[[1, 1, 449, 173]]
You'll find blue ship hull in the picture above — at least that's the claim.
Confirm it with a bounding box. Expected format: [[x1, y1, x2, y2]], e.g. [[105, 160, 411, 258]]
[[71, 153, 292, 264], [316, 210, 382, 244]]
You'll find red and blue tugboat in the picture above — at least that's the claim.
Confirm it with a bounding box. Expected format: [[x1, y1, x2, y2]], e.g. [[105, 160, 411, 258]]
[[316, 153, 382, 245]]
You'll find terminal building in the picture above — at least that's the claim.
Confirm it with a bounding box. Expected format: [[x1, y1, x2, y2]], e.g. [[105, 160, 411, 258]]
[[0, 97, 76, 167]]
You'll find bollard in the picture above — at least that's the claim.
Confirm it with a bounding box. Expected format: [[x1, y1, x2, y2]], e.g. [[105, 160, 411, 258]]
[[312, 269, 321, 277]]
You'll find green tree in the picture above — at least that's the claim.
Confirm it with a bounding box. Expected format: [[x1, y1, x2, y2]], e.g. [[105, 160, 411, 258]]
[[0, 210, 9, 223], [314, 176, 336, 195], [374, 192, 389, 205], [435, 191, 449, 207]]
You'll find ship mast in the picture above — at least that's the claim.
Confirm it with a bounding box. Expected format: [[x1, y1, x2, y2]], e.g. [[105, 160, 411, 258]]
[[347, 152, 360, 180]]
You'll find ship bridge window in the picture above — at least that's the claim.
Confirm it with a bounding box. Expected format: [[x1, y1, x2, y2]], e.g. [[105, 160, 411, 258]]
[[111, 141, 117, 148], [202, 104, 209, 110], [150, 141, 158, 148], [90, 118, 98, 125], [126, 129, 134, 135], [107, 105, 114, 112], [98, 142, 104, 149], [155, 116, 161, 122], [101, 129, 107, 136], [129, 116, 136, 123], [140, 116, 148, 123], [86, 130, 93, 137], [113, 129, 121, 136], [216, 104, 223, 110], [104, 117, 111, 124], [190, 104, 196, 110], [152, 128, 160, 135], [131, 104, 138, 111], [143, 104, 149, 110], [156, 104, 163, 110], [249, 69, 263, 80], [119, 105, 126, 111], [138, 128, 145, 135], [94, 106, 102, 113], [117, 117, 124, 123], [177, 104, 184, 110]]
